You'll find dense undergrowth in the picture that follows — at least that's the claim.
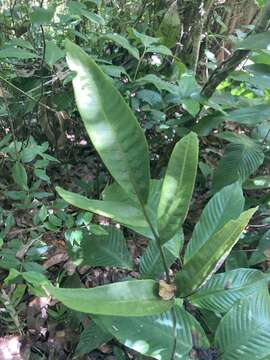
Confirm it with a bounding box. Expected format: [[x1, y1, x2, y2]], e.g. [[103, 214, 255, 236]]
[[0, 1, 270, 359]]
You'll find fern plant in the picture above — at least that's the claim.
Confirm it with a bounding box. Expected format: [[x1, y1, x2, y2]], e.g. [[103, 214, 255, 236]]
[[41, 40, 270, 360]]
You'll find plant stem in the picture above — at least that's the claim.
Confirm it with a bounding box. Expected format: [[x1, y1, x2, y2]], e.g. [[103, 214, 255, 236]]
[[133, 48, 146, 81], [139, 201, 177, 359], [140, 202, 171, 283], [171, 306, 177, 359]]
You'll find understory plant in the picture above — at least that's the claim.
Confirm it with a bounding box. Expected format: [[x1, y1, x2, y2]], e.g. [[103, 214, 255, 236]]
[[33, 41, 270, 360]]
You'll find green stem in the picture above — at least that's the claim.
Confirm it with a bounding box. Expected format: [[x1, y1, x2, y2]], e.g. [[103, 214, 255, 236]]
[[139, 200, 171, 283], [140, 201, 177, 359], [170, 306, 177, 359], [133, 48, 146, 81]]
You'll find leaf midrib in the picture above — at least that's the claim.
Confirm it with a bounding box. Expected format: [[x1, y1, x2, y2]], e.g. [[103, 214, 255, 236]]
[[96, 71, 148, 204]]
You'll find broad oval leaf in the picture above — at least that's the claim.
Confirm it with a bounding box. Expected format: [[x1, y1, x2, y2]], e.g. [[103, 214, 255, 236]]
[[189, 269, 269, 313], [176, 208, 257, 297], [215, 289, 270, 360], [46, 280, 173, 316], [30, 6, 55, 25], [157, 132, 198, 244], [95, 305, 209, 360], [185, 182, 244, 263], [12, 162, 28, 191], [65, 40, 150, 204]]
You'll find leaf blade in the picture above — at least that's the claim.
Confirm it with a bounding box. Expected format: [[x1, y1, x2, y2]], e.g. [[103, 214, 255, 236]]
[[95, 305, 209, 359], [46, 280, 174, 316], [190, 268, 269, 313], [176, 208, 257, 297], [56, 186, 151, 236], [157, 132, 198, 244], [82, 226, 133, 269], [215, 289, 270, 360], [65, 40, 150, 204], [185, 182, 244, 263]]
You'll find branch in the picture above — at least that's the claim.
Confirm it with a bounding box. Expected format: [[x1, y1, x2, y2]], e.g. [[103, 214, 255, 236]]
[[192, 0, 216, 73], [201, 0, 270, 99]]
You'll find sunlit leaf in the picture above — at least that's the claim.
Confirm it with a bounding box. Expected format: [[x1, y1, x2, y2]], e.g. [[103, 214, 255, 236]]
[[185, 182, 244, 263], [215, 289, 270, 360], [46, 280, 174, 316], [65, 40, 150, 203], [176, 208, 257, 297], [190, 269, 269, 313], [95, 305, 209, 359], [157, 132, 198, 244]]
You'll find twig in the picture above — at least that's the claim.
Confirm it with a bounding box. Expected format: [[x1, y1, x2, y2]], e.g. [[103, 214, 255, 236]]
[[201, 0, 270, 99], [192, 0, 215, 73], [0, 73, 58, 113], [139, 201, 171, 283]]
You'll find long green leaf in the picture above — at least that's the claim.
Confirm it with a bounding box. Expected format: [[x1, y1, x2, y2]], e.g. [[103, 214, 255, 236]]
[[157, 132, 198, 244], [65, 40, 150, 204], [81, 226, 133, 269], [249, 229, 270, 265], [223, 105, 270, 125], [213, 142, 264, 193], [189, 269, 269, 313], [185, 182, 244, 263], [176, 208, 257, 297], [95, 305, 209, 360], [56, 186, 149, 232], [215, 289, 270, 360], [46, 280, 173, 316]]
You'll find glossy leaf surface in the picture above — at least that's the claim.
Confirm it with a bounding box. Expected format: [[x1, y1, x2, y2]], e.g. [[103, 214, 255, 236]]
[[65, 40, 150, 204], [213, 142, 264, 193], [176, 208, 257, 297], [157, 132, 198, 244], [185, 182, 244, 263], [190, 269, 269, 313], [215, 289, 270, 360], [47, 280, 173, 316], [95, 305, 209, 360], [56, 186, 148, 231]]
